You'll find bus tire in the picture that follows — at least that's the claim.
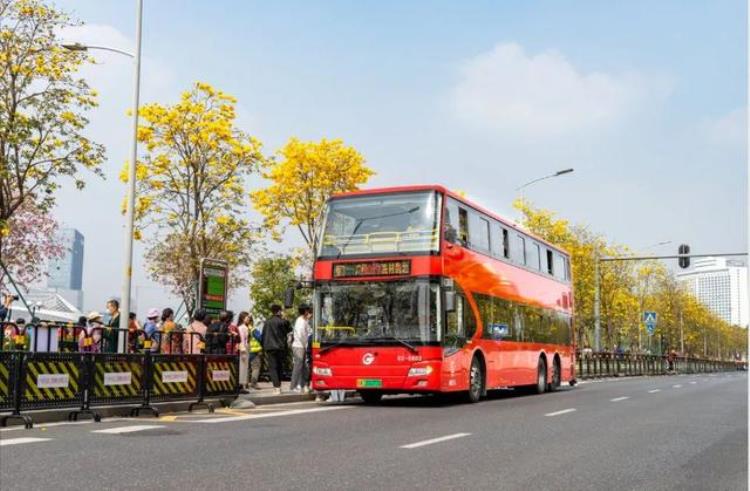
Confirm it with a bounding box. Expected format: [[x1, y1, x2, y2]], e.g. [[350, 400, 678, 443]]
[[359, 391, 383, 404], [466, 356, 484, 403], [534, 357, 547, 394], [548, 357, 561, 392]]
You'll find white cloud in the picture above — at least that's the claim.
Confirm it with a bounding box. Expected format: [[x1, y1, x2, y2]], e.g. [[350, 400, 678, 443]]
[[451, 43, 670, 137], [702, 107, 747, 148]]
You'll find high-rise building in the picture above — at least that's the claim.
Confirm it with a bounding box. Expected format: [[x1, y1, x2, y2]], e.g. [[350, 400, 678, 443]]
[[676, 257, 748, 327], [47, 228, 84, 309]]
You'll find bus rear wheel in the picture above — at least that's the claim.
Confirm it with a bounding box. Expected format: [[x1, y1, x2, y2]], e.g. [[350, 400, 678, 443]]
[[465, 356, 484, 403], [548, 358, 561, 392], [359, 390, 383, 404], [534, 357, 547, 394]]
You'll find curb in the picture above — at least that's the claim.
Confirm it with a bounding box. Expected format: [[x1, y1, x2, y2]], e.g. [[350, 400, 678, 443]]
[[1, 393, 316, 427]]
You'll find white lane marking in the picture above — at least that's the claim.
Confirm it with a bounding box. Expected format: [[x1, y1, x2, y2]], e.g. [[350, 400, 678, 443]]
[[672, 384, 682, 388], [689, 381, 697, 385], [192, 405, 352, 423], [92, 425, 165, 434], [648, 389, 661, 393], [0, 417, 138, 433], [545, 408, 577, 417], [610, 396, 630, 402], [0, 437, 52, 447], [400, 432, 471, 449]]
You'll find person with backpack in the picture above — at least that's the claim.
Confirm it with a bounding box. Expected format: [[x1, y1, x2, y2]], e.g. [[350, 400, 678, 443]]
[[261, 304, 291, 394], [206, 310, 230, 354]]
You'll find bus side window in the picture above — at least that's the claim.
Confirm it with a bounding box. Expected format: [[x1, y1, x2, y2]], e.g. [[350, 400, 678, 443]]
[[458, 208, 469, 246], [514, 235, 526, 265]]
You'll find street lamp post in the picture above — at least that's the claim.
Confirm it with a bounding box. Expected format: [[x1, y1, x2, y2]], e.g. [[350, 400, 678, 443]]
[[515, 168, 574, 199], [63, 0, 143, 353]]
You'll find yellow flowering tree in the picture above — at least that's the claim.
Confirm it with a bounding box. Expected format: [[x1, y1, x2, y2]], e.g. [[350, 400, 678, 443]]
[[251, 137, 374, 263], [121, 82, 263, 313], [515, 199, 747, 358], [0, 0, 104, 249]]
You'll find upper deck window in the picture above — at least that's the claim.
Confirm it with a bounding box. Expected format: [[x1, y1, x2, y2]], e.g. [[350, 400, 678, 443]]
[[319, 191, 441, 258], [469, 213, 491, 252]]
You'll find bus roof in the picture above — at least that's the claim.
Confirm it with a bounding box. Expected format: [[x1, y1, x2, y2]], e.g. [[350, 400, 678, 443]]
[[330, 184, 569, 256]]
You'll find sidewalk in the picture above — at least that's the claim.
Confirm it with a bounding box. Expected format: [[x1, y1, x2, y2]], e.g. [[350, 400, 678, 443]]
[[1, 381, 316, 427], [237, 381, 318, 403]]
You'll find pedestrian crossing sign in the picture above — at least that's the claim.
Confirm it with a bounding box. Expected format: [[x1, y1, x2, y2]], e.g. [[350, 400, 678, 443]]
[[643, 311, 657, 335]]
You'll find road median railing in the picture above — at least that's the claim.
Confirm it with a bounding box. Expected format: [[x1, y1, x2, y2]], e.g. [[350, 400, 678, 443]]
[[0, 324, 241, 429], [576, 351, 740, 379]]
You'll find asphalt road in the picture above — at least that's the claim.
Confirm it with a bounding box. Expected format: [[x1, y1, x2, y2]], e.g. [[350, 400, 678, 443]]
[[1, 372, 746, 491]]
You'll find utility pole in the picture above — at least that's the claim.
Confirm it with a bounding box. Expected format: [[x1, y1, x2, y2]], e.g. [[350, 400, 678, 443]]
[[593, 254, 601, 352]]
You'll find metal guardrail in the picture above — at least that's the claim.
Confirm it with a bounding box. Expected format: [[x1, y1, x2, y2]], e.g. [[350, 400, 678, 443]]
[[576, 352, 742, 379]]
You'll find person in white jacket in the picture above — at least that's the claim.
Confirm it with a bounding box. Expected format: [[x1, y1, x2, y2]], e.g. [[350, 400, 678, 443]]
[[290, 305, 312, 393]]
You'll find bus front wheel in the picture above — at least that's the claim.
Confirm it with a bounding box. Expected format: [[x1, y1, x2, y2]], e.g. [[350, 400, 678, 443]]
[[359, 391, 383, 404]]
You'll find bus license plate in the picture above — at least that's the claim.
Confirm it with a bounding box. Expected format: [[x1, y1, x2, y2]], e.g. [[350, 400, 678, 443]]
[[357, 379, 382, 388]]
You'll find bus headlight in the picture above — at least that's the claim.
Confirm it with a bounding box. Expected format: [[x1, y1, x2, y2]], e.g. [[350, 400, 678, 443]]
[[408, 366, 433, 377], [313, 367, 332, 376]]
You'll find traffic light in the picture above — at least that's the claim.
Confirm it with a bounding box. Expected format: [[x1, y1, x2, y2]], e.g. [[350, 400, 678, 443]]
[[678, 244, 690, 268]]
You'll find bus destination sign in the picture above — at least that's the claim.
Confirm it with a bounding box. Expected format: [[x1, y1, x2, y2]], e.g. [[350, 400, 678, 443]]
[[333, 260, 411, 278]]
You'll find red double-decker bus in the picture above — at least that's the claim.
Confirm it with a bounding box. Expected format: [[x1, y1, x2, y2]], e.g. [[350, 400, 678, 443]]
[[310, 185, 575, 403]]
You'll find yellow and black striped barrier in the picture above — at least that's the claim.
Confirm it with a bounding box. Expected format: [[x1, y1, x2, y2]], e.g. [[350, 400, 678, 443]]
[[20, 352, 83, 410], [0, 352, 15, 411], [204, 355, 239, 397], [90, 354, 145, 405], [149, 354, 200, 402], [1, 349, 241, 429]]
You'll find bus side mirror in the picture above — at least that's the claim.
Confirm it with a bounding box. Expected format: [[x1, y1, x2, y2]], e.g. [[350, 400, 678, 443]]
[[445, 226, 457, 244], [284, 287, 295, 309], [445, 291, 456, 313]]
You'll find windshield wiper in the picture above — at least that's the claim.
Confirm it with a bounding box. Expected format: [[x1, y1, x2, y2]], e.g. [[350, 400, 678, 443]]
[[369, 336, 419, 353], [319, 339, 358, 354]]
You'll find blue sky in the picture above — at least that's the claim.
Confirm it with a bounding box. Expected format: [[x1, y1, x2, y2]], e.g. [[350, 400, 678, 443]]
[[52, 1, 747, 315]]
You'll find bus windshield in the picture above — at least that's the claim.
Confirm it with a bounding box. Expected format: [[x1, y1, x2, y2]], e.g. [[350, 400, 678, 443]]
[[314, 280, 441, 344], [318, 191, 441, 258]]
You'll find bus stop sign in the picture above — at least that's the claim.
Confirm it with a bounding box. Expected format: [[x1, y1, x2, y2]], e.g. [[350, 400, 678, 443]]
[[198, 258, 229, 316], [643, 311, 657, 335]]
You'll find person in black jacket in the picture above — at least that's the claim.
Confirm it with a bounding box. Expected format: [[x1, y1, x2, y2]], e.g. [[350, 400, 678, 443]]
[[262, 304, 291, 394], [206, 311, 230, 354]]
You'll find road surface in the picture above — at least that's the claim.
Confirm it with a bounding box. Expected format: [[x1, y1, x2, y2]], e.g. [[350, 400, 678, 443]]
[[1, 372, 746, 490]]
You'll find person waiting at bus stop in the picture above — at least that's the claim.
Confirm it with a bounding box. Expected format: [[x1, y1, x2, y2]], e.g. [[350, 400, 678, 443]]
[[290, 305, 312, 393], [206, 310, 230, 354], [80, 311, 103, 353], [143, 308, 161, 353], [184, 309, 208, 354], [103, 299, 120, 353], [262, 304, 291, 395]]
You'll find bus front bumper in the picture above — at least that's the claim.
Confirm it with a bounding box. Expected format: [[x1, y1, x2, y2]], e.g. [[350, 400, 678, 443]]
[[311, 364, 442, 392]]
